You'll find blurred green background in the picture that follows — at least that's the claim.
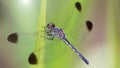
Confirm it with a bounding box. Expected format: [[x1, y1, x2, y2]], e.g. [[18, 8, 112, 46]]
[[0, 0, 120, 68]]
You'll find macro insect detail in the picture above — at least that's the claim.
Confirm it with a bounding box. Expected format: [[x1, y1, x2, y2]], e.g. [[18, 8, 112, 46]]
[[42, 22, 92, 65], [7, 1, 93, 66]]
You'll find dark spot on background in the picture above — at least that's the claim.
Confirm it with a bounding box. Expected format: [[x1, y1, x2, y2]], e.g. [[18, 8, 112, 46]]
[[28, 52, 37, 64], [86, 20, 93, 31], [75, 2, 82, 12], [7, 32, 18, 43]]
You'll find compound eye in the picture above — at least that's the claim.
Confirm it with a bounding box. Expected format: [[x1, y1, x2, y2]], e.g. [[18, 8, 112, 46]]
[[47, 23, 55, 28], [51, 23, 55, 27], [46, 24, 49, 29]]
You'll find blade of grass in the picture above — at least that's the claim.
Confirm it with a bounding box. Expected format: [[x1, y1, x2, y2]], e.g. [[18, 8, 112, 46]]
[[31, 0, 46, 68]]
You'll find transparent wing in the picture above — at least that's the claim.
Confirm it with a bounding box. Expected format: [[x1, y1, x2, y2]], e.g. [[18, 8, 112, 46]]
[[45, 0, 76, 64], [46, 0, 93, 65], [7, 0, 93, 65], [7, 31, 66, 63]]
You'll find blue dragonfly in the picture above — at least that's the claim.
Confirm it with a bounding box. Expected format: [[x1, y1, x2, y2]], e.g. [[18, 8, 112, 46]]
[[43, 23, 92, 65], [7, 1, 93, 65]]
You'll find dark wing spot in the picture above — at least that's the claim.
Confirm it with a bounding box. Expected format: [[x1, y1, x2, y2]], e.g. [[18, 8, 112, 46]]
[[75, 2, 82, 12], [28, 52, 37, 64], [7, 32, 18, 43], [86, 20, 93, 31]]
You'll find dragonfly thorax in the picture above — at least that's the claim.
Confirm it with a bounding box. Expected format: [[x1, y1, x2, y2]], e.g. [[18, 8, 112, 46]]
[[46, 23, 65, 40], [52, 27, 65, 39]]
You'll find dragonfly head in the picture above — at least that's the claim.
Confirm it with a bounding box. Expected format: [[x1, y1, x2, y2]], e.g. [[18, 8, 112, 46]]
[[47, 23, 55, 30]]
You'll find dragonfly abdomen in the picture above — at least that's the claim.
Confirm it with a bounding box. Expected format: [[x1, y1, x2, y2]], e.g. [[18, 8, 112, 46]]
[[63, 38, 89, 65]]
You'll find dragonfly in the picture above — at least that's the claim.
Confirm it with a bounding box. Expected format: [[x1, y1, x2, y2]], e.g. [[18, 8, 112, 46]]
[[44, 23, 90, 65], [7, 1, 93, 65], [7, 21, 92, 65]]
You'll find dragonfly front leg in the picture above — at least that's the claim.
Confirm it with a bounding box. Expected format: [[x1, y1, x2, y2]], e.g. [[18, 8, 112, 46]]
[[42, 31, 54, 40], [40, 34, 54, 40], [46, 32, 55, 40], [43, 34, 54, 40], [50, 34, 54, 40], [42, 26, 54, 40]]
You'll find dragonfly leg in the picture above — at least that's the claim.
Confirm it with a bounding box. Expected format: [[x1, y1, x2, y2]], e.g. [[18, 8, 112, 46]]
[[46, 36, 54, 40], [40, 33, 54, 40], [50, 35, 54, 40], [41, 26, 54, 40]]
